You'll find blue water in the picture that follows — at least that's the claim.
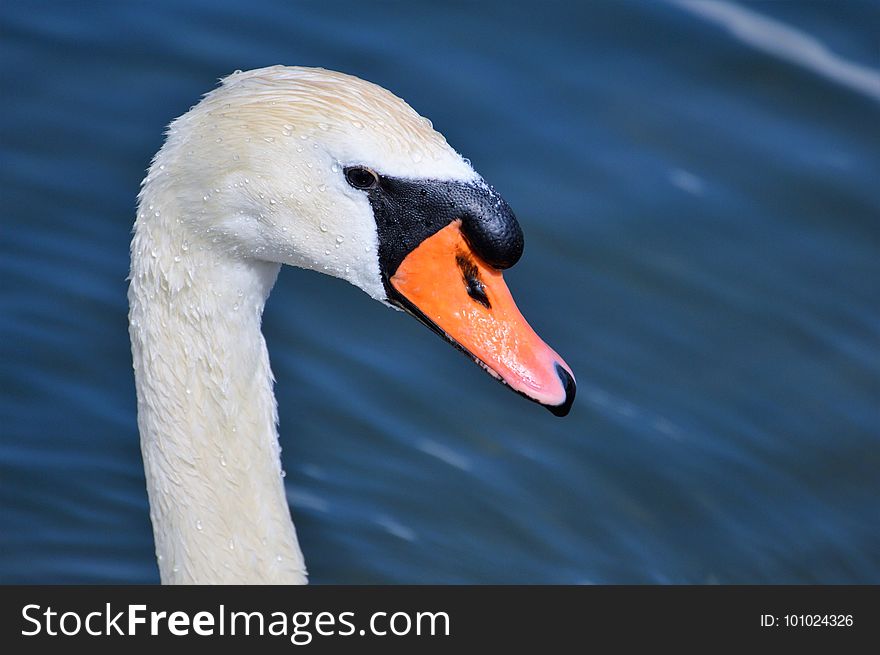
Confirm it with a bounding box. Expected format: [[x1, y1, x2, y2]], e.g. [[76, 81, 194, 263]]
[[2, 0, 878, 584]]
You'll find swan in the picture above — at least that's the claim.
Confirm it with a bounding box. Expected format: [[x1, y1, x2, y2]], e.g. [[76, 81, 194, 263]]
[[129, 66, 576, 584]]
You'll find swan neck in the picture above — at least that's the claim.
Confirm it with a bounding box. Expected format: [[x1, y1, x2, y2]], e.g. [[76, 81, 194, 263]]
[[129, 203, 307, 584]]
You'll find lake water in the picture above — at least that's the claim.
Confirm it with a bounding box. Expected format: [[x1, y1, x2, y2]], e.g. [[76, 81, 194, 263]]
[[2, 0, 878, 583]]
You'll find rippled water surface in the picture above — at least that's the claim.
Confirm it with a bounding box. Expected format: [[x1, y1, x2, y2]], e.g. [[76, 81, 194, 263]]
[[2, 1, 878, 583]]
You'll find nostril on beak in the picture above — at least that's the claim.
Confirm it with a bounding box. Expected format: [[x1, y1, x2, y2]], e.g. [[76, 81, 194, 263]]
[[548, 363, 576, 417]]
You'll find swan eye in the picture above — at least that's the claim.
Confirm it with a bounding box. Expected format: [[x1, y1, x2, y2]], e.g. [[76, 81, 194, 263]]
[[344, 166, 379, 190]]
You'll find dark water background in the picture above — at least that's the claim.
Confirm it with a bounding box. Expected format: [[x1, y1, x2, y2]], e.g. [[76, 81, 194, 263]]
[[2, 0, 878, 583]]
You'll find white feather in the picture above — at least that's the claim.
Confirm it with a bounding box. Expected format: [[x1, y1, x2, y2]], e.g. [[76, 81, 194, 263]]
[[129, 66, 477, 583]]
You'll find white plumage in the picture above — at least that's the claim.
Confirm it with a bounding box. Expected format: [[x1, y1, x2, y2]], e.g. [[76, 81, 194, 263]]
[[129, 66, 478, 583]]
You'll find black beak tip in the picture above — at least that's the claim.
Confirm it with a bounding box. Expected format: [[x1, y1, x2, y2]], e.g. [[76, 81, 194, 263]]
[[547, 364, 576, 417]]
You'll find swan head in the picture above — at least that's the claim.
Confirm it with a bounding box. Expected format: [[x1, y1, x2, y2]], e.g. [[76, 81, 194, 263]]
[[147, 65, 575, 415]]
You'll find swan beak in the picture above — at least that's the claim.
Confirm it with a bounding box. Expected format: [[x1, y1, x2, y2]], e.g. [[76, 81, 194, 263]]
[[389, 220, 576, 416]]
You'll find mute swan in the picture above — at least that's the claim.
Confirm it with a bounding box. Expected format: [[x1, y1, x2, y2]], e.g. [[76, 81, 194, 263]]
[[129, 66, 575, 584]]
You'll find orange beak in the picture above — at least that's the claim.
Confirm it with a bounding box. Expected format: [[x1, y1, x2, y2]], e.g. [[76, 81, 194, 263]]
[[389, 220, 575, 416]]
